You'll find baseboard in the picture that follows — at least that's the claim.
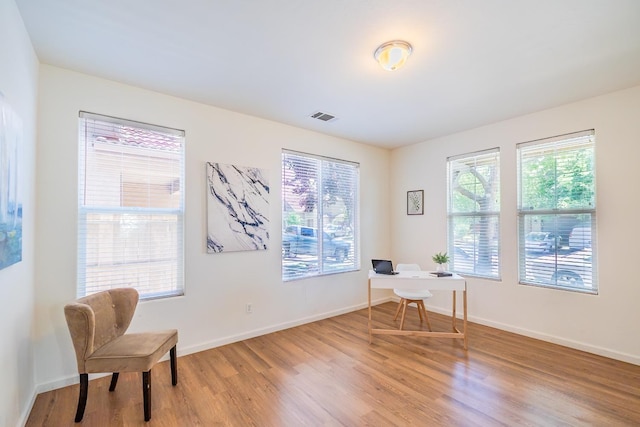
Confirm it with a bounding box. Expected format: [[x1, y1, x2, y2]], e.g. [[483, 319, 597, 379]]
[[182, 297, 639, 366], [471, 315, 640, 366], [178, 296, 392, 357], [424, 304, 640, 366], [32, 296, 394, 396], [35, 372, 111, 396], [17, 387, 38, 427]]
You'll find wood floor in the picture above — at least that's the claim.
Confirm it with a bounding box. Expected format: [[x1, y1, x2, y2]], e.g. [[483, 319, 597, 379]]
[[27, 302, 640, 426]]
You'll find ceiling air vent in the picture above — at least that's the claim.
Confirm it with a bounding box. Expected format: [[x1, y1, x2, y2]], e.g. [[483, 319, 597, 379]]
[[310, 111, 337, 122]]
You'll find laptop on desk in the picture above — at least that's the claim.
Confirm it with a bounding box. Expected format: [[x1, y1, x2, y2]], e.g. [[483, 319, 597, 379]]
[[372, 259, 399, 275]]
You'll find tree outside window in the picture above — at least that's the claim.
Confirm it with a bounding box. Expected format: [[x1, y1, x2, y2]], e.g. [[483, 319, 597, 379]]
[[447, 148, 500, 279]]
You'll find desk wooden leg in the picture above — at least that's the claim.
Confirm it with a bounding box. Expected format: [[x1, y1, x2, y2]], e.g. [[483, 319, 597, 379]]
[[452, 291, 457, 332], [463, 289, 468, 350], [368, 279, 372, 344]]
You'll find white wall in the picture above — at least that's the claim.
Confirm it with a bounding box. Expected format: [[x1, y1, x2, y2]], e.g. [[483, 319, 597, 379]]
[[34, 65, 393, 391], [391, 85, 640, 364], [0, 0, 39, 425]]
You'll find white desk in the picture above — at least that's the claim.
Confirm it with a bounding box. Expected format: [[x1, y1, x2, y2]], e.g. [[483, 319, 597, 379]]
[[368, 270, 468, 349]]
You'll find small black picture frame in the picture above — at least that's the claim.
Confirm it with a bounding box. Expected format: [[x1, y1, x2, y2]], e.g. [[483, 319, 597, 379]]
[[407, 190, 424, 215]]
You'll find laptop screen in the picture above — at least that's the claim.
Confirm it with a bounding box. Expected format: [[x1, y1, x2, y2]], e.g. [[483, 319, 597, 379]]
[[372, 259, 394, 273]]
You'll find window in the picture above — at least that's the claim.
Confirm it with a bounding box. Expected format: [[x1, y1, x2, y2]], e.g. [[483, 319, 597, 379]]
[[517, 130, 596, 293], [447, 148, 500, 279], [281, 150, 359, 281], [78, 112, 185, 299]]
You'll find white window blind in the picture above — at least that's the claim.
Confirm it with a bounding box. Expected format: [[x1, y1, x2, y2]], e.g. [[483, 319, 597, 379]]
[[517, 130, 597, 293], [78, 112, 185, 299], [447, 148, 501, 279], [281, 150, 359, 281]]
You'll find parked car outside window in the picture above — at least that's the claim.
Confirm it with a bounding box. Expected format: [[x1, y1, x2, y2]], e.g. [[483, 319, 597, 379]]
[[569, 226, 592, 250], [324, 223, 346, 237], [524, 248, 593, 289], [525, 231, 560, 252], [282, 226, 350, 262]]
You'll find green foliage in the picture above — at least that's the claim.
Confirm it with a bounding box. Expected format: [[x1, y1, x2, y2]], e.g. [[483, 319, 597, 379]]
[[286, 213, 301, 226], [432, 251, 450, 264], [520, 146, 594, 210]]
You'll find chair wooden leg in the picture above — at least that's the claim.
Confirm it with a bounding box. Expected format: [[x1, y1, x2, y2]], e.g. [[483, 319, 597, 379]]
[[143, 370, 151, 421], [170, 346, 178, 386], [74, 373, 88, 422], [414, 300, 424, 321], [393, 299, 404, 320], [419, 301, 432, 331], [109, 372, 119, 391], [399, 300, 408, 330]]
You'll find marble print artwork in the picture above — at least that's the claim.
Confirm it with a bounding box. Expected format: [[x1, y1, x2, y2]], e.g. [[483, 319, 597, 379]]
[[206, 162, 269, 253]]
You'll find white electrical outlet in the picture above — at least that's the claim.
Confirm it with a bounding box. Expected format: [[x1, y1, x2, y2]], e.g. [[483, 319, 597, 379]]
[[246, 303, 252, 313]]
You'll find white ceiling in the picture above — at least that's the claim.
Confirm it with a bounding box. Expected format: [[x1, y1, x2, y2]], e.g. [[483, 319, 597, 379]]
[[15, 0, 640, 148]]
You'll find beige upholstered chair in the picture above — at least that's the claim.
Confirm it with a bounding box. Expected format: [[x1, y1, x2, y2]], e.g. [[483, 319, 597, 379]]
[[393, 263, 432, 331], [64, 288, 178, 422]]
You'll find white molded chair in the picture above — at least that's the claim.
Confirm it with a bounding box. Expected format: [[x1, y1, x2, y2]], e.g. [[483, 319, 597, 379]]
[[393, 263, 432, 331]]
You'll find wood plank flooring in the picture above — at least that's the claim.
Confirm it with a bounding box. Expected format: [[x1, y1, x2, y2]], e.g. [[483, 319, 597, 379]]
[[26, 302, 640, 426]]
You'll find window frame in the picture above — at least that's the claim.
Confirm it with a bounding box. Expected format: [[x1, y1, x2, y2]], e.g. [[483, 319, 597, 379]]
[[517, 129, 597, 294], [77, 111, 185, 300], [447, 148, 501, 280], [281, 149, 360, 281]]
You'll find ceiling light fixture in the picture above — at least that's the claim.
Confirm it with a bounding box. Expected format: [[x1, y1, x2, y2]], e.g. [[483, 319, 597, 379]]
[[373, 40, 413, 71]]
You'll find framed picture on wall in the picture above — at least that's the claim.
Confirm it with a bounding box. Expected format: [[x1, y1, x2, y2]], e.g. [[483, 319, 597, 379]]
[[407, 190, 424, 215]]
